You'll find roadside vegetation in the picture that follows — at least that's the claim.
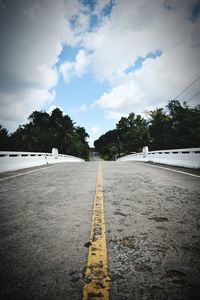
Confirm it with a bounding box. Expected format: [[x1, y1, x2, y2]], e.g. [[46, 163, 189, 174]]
[[94, 100, 200, 160], [1, 100, 199, 161], [0, 108, 90, 160]]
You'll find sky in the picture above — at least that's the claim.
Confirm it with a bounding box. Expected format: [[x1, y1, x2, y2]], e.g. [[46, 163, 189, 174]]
[[0, 0, 200, 146]]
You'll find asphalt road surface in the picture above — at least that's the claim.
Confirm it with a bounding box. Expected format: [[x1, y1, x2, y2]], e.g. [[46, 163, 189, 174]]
[[89, 151, 102, 161], [0, 161, 200, 300]]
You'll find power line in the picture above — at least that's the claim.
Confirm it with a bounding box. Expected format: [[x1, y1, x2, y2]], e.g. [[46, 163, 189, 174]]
[[155, 74, 200, 110], [187, 90, 200, 103], [174, 75, 200, 100]]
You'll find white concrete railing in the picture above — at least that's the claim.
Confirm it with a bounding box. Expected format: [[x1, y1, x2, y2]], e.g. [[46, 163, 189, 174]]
[[0, 148, 84, 173], [117, 147, 200, 169]]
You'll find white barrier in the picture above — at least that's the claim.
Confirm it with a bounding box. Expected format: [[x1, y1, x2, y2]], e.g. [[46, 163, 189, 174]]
[[117, 148, 200, 169], [0, 149, 84, 173]]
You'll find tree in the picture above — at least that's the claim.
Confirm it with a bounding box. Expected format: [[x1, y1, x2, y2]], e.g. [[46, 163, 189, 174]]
[[116, 113, 149, 154], [3, 108, 90, 159], [95, 113, 149, 159], [167, 100, 200, 148], [149, 108, 172, 150], [94, 129, 120, 160], [94, 100, 200, 158], [28, 111, 50, 129], [0, 125, 9, 150]]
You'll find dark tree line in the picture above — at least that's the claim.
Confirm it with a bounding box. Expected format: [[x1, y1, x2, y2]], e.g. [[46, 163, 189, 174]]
[[0, 108, 90, 160], [94, 100, 200, 160]]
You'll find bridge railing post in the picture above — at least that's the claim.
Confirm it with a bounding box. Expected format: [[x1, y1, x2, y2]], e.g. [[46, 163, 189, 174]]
[[142, 146, 149, 158], [52, 148, 58, 159]]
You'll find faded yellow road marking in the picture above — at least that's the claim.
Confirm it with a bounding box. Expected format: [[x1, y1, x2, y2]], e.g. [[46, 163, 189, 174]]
[[83, 161, 110, 300]]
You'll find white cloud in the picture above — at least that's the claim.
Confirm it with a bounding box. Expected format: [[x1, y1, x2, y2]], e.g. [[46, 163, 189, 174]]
[[94, 81, 142, 110], [87, 0, 200, 117], [70, 104, 88, 113], [105, 111, 128, 120], [87, 125, 102, 147], [0, 89, 56, 131], [65, 1, 90, 35], [78, 104, 87, 112], [0, 0, 84, 131], [1, 0, 200, 137], [60, 49, 89, 82], [91, 126, 100, 134], [59, 62, 72, 83], [83, 0, 199, 83], [94, 42, 200, 118]]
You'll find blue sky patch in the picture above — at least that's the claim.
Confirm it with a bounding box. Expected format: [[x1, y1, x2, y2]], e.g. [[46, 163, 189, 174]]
[[52, 73, 109, 112], [80, 0, 96, 11], [191, 0, 200, 22], [101, 1, 114, 17], [125, 50, 162, 74], [56, 45, 80, 68], [88, 0, 114, 31], [89, 14, 99, 31]]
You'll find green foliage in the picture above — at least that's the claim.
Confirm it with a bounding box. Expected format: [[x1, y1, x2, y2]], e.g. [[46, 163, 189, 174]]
[[95, 113, 149, 159], [117, 113, 149, 153], [1, 101, 200, 161], [0, 108, 90, 160], [149, 108, 172, 150], [0, 125, 9, 150], [94, 129, 120, 160], [94, 100, 200, 159], [166, 100, 200, 148]]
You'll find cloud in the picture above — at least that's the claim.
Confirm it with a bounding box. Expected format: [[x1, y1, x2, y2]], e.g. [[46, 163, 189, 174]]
[[91, 126, 100, 134], [0, 0, 84, 131], [1, 0, 200, 138], [105, 111, 128, 120], [60, 50, 89, 82], [93, 42, 200, 118], [70, 104, 88, 113], [84, 0, 199, 82], [94, 81, 142, 110], [83, 0, 161, 81], [78, 104, 87, 112], [87, 0, 200, 117], [0, 89, 56, 131], [88, 125, 102, 147]]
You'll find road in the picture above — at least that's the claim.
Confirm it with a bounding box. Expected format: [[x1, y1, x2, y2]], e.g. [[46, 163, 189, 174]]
[[89, 151, 102, 161], [0, 161, 200, 300]]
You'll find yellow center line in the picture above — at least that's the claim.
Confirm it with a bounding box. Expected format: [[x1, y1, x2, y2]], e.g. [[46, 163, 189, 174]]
[[83, 161, 110, 300]]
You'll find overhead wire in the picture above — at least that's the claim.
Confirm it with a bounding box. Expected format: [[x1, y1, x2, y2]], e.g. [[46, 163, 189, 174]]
[[156, 74, 200, 109], [144, 74, 200, 116], [186, 90, 200, 103], [173, 75, 200, 100], [160, 74, 200, 114]]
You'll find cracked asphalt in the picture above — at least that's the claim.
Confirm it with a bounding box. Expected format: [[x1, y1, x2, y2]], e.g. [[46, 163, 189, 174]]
[[0, 161, 200, 299]]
